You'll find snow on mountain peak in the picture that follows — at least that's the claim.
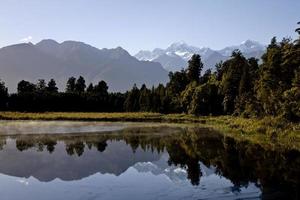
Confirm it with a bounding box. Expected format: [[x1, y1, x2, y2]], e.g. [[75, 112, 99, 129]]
[[134, 40, 265, 72]]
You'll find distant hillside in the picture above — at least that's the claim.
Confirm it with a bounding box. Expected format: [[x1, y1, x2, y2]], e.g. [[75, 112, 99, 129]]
[[0, 40, 168, 92]]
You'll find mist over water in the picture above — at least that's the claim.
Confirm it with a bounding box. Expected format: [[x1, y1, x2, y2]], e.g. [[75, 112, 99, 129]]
[[0, 121, 126, 135]]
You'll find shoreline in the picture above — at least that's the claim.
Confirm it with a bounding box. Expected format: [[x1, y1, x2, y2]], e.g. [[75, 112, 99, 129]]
[[0, 112, 299, 150]]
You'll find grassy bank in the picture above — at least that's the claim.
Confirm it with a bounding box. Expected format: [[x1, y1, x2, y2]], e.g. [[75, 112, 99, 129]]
[[0, 112, 299, 150]]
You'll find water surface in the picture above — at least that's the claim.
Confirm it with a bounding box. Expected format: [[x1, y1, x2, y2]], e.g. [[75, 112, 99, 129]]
[[0, 121, 298, 200]]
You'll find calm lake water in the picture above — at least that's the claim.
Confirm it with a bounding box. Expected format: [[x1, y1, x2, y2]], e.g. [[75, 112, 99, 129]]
[[0, 121, 298, 200]]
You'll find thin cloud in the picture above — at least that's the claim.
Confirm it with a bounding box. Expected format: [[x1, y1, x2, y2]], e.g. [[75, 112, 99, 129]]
[[19, 36, 33, 43]]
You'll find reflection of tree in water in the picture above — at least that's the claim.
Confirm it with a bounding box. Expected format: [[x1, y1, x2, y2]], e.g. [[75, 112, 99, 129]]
[[167, 140, 201, 185], [0, 138, 6, 150], [0, 126, 299, 199], [45, 140, 57, 153], [16, 140, 35, 151], [65, 141, 85, 156], [96, 141, 107, 152]]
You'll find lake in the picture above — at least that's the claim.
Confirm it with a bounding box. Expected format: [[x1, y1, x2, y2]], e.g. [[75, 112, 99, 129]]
[[0, 121, 298, 200]]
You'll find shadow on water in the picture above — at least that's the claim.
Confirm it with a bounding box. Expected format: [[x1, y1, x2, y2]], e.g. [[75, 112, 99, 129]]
[[0, 125, 299, 200]]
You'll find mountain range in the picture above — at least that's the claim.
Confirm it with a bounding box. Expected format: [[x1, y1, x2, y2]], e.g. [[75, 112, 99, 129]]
[[0, 39, 265, 92], [135, 40, 266, 72], [0, 40, 168, 92]]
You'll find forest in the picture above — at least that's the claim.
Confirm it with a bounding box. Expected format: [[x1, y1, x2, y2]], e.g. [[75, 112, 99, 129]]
[[0, 23, 299, 122]]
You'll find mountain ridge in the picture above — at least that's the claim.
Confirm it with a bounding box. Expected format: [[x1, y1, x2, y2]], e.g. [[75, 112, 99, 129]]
[[135, 40, 266, 71], [0, 40, 169, 92]]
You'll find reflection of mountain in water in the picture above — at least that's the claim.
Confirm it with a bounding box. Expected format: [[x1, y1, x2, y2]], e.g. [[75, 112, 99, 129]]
[[133, 153, 216, 183], [0, 124, 298, 199], [0, 140, 161, 182], [133, 153, 187, 183]]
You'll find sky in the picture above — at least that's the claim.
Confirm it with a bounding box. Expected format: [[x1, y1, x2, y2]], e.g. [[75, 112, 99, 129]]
[[0, 0, 299, 54]]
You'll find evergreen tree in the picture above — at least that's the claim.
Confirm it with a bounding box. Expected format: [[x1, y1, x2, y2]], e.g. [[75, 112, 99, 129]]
[[47, 79, 58, 93], [151, 84, 166, 112], [200, 69, 212, 84], [282, 69, 300, 121], [139, 84, 151, 111], [0, 79, 8, 110], [17, 80, 36, 94], [75, 76, 86, 93], [220, 50, 247, 114], [124, 84, 140, 112], [186, 54, 203, 83], [189, 82, 220, 115], [180, 82, 198, 113], [215, 61, 224, 81], [36, 79, 47, 93], [94, 81, 108, 96], [256, 37, 283, 115], [66, 77, 76, 93], [86, 83, 94, 93], [167, 70, 189, 96]]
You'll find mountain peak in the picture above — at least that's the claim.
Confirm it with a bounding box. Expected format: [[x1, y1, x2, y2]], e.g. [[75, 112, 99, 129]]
[[241, 40, 262, 47], [115, 46, 127, 51], [168, 41, 190, 50], [36, 39, 59, 45], [60, 40, 89, 48], [107, 46, 131, 58]]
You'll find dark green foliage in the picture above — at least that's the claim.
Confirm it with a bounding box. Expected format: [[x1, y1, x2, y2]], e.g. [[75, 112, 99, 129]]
[[256, 34, 300, 119], [220, 50, 249, 114], [189, 82, 222, 115], [6, 78, 124, 112], [180, 82, 198, 113], [17, 80, 36, 94], [281, 69, 300, 121], [75, 76, 86, 93], [200, 69, 212, 84], [66, 77, 76, 93], [256, 37, 282, 115], [36, 79, 47, 93], [186, 54, 203, 83], [150, 84, 166, 113], [94, 81, 108, 96], [0, 80, 8, 110], [86, 83, 94, 93], [215, 61, 224, 81], [139, 84, 151, 112], [167, 69, 189, 96], [47, 79, 58, 93], [124, 84, 140, 112]]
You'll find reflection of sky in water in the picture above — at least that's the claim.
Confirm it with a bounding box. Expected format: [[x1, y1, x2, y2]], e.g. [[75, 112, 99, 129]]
[[0, 140, 261, 200], [0, 164, 260, 200], [0, 121, 126, 135]]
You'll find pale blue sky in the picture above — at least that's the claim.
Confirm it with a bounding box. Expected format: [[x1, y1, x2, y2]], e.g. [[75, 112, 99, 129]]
[[0, 0, 299, 54]]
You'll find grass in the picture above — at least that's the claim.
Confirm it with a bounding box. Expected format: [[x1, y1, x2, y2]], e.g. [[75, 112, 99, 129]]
[[0, 111, 299, 150]]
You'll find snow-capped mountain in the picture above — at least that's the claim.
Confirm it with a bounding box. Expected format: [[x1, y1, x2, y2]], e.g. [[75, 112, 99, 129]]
[[135, 41, 214, 61], [219, 40, 266, 57], [134, 40, 266, 72]]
